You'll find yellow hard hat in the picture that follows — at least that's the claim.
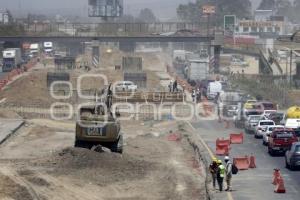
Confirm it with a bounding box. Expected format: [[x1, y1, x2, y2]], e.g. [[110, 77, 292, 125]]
[[217, 160, 222, 164], [212, 157, 217, 161]]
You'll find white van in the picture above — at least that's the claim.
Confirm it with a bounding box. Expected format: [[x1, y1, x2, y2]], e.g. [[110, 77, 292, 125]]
[[284, 118, 300, 129], [207, 81, 222, 100]]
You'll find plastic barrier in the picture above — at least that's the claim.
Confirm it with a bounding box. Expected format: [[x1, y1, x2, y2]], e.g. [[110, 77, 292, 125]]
[[274, 176, 286, 193], [216, 144, 230, 156], [216, 138, 231, 147], [249, 155, 256, 168], [233, 156, 249, 170], [230, 133, 244, 144]]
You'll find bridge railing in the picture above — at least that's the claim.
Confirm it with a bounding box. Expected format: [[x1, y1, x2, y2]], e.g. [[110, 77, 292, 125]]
[[21, 22, 210, 37]]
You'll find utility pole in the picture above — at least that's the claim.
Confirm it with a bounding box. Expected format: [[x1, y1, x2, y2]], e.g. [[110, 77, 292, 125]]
[[290, 50, 293, 88], [202, 4, 215, 72]]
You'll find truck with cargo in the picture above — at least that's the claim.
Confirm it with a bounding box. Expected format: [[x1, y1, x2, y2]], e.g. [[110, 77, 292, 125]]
[[185, 58, 209, 86], [207, 81, 222, 100], [43, 42, 53, 55], [29, 43, 39, 57], [2, 48, 22, 72]]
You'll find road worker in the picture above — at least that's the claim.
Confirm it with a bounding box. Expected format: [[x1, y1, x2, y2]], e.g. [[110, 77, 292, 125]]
[[216, 159, 225, 191], [224, 156, 233, 191], [209, 157, 218, 189]]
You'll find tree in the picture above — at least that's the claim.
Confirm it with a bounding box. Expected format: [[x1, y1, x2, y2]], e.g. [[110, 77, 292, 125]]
[[257, 0, 275, 10], [292, 0, 300, 22], [137, 8, 157, 23], [275, 0, 293, 17], [177, 0, 209, 22], [215, 0, 252, 22], [116, 14, 136, 23], [177, 0, 252, 25]]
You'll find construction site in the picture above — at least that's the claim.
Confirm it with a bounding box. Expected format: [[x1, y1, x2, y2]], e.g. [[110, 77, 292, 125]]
[[2, 1, 300, 200], [0, 45, 209, 200]]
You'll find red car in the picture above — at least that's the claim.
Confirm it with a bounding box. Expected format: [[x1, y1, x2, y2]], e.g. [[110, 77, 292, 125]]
[[268, 128, 299, 156]]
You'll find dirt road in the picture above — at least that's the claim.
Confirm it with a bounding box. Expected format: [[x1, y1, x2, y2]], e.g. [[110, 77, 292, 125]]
[[0, 119, 207, 200]]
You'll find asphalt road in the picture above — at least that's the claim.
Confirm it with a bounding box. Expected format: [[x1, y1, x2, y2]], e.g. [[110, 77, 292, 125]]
[[191, 116, 300, 200]]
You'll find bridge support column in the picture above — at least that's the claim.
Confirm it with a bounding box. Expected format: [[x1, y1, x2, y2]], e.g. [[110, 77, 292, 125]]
[[119, 41, 135, 52], [92, 46, 100, 68]]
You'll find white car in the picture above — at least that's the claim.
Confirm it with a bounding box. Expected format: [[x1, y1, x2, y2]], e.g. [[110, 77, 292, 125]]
[[262, 125, 284, 145], [115, 81, 137, 92], [254, 120, 275, 139], [244, 115, 261, 134]]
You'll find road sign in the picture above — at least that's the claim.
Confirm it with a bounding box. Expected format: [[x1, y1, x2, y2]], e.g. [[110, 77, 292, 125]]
[[224, 15, 236, 33], [202, 5, 215, 14]]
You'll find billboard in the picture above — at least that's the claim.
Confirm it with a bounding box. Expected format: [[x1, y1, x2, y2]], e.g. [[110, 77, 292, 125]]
[[202, 5, 215, 14], [224, 15, 236, 34], [88, 0, 123, 17]]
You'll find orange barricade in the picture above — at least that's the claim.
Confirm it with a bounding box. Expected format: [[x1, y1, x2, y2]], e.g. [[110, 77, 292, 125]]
[[249, 155, 256, 168], [233, 156, 249, 170], [216, 138, 231, 147], [0, 78, 8, 90], [216, 144, 229, 156], [230, 133, 244, 144], [274, 176, 286, 193]]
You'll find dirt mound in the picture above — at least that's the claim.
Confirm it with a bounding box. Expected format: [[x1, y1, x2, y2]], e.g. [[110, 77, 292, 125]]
[[0, 173, 33, 200], [35, 147, 155, 186], [0, 70, 54, 107]]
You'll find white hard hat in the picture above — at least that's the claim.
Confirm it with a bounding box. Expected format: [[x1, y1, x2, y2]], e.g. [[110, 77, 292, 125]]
[[224, 156, 230, 161]]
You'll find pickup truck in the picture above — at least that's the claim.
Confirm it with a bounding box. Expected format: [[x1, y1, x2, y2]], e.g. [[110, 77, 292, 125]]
[[268, 128, 299, 156]]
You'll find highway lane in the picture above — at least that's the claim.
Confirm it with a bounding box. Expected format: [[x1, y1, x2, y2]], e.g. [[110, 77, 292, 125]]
[[191, 116, 300, 200]]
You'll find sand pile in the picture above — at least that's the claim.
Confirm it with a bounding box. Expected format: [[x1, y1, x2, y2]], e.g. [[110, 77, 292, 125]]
[[34, 147, 155, 186]]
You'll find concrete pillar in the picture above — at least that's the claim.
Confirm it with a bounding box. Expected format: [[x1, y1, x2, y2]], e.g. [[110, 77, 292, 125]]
[[92, 46, 100, 68]]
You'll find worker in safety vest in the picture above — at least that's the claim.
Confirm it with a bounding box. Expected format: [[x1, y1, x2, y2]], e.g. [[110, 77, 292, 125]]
[[224, 156, 233, 191], [216, 159, 225, 191], [209, 157, 218, 189]]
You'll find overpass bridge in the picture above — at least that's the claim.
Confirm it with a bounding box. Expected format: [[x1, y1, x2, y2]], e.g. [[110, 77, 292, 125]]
[[0, 35, 214, 43], [0, 22, 215, 43]]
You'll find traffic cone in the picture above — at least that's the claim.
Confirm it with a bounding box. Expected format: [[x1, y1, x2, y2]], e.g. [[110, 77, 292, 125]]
[[272, 169, 280, 185], [249, 155, 256, 168], [274, 176, 286, 193]]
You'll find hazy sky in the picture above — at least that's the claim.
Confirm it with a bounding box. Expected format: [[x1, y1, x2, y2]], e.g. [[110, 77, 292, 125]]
[[0, 0, 261, 19]]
